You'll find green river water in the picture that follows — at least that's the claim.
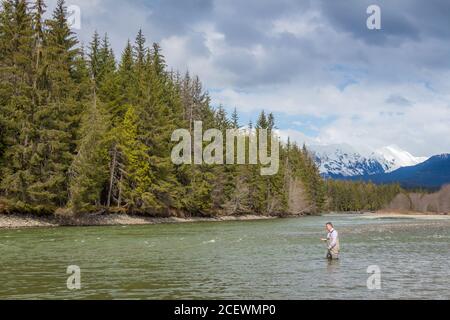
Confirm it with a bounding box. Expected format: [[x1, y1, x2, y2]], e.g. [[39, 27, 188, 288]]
[[0, 214, 449, 300]]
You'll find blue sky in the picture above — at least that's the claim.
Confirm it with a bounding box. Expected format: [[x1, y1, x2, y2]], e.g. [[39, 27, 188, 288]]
[[48, 0, 450, 157]]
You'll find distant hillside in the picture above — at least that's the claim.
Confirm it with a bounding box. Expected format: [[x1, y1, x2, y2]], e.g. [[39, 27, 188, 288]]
[[310, 144, 427, 178], [385, 185, 450, 214], [347, 154, 450, 189]]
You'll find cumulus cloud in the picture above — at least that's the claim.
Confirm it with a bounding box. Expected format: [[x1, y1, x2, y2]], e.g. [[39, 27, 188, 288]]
[[53, 0, 450, 156]]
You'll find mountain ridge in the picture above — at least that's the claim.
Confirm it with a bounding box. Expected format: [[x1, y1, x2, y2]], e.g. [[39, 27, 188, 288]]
[[309, 144, 428, 178], [347, 154, 450, 189]]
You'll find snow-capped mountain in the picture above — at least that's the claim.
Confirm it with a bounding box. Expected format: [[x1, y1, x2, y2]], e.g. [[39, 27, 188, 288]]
[[309, 144, 428, 178], [349, 154, 450, 189], [376, 146, 428, 172]]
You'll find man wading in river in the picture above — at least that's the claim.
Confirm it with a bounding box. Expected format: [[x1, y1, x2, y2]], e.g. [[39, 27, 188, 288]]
[[321, 222, 340, 260]]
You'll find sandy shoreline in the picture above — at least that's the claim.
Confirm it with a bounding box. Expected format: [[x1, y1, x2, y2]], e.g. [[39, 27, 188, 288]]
[[361, 212, 450, 220], [0, 213, 279, 229], [1, 211, 448, 229]]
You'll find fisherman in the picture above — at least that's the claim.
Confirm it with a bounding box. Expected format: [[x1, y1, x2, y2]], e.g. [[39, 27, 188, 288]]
[[321, 222, 340, 260]]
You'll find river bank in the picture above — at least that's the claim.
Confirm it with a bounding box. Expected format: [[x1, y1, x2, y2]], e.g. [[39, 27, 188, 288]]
[[364, 211, 449, 220], [0, 213, 280, 229], [1, 210, 448, 229]]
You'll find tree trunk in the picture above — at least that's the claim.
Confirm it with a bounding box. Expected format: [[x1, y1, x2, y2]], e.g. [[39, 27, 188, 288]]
[[117, 171, 123, 208], [107, 145, 117, 207]]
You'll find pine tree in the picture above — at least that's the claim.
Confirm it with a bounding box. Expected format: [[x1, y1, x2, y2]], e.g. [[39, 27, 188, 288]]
[[133, 39, 185, 211], [103, 40, 136, 209], [299, 144, 325, 213], [215, 105, 230, 130], [0, 0, 40, 208], [116, 40, 135, 107], [256, 110, 268, 129], [133, 29, 146, 72], [95, 36, 118, 129], [118, 105, 158, 211], [231, 107, 240, 129], [267, 113, 275, 132], [32, 0, 84, 207], [88, 31, 101, 86], [69, 88, 109, 212], [98, 33, 115, 82], [68, 27, 111, 212], [30, 0, 47, 110]]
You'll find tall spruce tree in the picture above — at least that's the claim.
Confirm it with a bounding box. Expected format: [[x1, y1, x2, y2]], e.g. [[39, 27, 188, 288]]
[[30, 0, 84, 207], [68, 30, 110, 212], [0, 0, 36, 207], [69, 89, 109, 211]]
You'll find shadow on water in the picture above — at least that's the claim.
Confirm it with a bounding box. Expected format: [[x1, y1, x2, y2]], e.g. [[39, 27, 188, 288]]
[[326, 258, 341, 273]]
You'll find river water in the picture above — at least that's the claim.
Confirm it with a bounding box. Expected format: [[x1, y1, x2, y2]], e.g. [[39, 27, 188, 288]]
[[0, 214, 449, 300]]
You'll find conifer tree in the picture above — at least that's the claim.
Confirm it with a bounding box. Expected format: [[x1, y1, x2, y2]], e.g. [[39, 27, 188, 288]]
[[133, 29, 146, 72], [0, 0, 38, 207], [98, 33, 115, 82], [118, 105, 157, 211], [69, 29, 110, 212], [69, 89, 109, 212], [231, 107, 240, 129], [134, 40, 184, 210], [31, 0, 83, 207], [88, 31, 101, 86]]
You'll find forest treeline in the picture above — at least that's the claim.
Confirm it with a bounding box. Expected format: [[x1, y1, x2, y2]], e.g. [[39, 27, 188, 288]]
[[0, 0, 328, 216], [0, 0, 400, 217], [325, 180, 401, 212]]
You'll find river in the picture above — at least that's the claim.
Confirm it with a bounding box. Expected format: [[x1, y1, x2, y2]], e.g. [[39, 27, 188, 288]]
[[0, 214, 449, 300]]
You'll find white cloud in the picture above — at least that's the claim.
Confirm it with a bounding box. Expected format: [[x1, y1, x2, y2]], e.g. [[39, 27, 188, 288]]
[[44, 0, 450, 156], [211, 81, 450, 157], [271, 10, 324, 38]]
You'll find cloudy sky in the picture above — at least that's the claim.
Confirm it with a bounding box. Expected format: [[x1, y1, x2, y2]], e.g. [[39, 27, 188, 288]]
[[49, 0, 450, 157]]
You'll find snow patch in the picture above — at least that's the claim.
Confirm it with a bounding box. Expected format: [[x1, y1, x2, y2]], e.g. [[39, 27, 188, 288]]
[[309, 144, 428, 177], [376, 145, 428, 172]]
